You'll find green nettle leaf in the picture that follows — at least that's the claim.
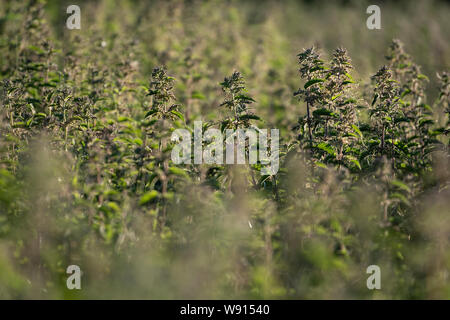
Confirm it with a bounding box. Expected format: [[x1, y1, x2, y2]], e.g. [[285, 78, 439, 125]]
[[139, 190, 159, 205], [117, 116, 131, 122], [331, 93, 342, 100], [351, 124, 363, 138], [401, 89, 411, 97], [350, 158, 361, 170], [316, 142, 336, 156], [418, 118, 434, 127], [304, 78, 325, 89], [170, 110, 185, 121], [12, 122, 27, 128], [430, 128, 445, 136], [235, 94, 256, 102], [391, 180, 411, 192], [417, 74, 429, 81], [420, 104, 433, 113], [371, 94, 378, 106], [390, 192, 410, 205], [106, 202, 120, 212], [133, 138, 143, 146], [169, 166, 188, 177], [314, 161, 328, 169]]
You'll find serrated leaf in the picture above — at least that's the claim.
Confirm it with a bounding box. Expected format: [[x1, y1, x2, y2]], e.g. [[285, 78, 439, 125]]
[[351, 124, 363, 138], [171, 110, 185, 121], [391, 180, 411, 192], [371, 94, 378, 106], [316, 142, 336, 156], [235, 94, 256, 103], [304, 79, 324, 89], [331, 93, 342, 101]]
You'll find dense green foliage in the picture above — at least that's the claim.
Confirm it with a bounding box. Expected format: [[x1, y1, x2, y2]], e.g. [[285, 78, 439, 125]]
[[0, 0, 449, 299]]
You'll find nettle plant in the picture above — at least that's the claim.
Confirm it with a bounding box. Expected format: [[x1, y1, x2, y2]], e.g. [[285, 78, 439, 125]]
[[290, 43, 449, 229], [217, 71, 261, 190], [143, 67, 187, 232], [321, 48, 360, 169], [294, 47, 325, 148], [219, 71, 259, 131], [0, 2, 92, 167], [294, 47, 361, 171], [385, 39, 436, 172], [369, 65, 401, 160]]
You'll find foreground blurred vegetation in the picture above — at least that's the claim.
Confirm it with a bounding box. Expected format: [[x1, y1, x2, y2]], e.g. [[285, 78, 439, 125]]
[[0, 0, 449, 299]]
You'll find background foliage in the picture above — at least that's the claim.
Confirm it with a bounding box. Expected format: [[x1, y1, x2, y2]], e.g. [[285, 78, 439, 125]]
[[0, 0, 449, 299]]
